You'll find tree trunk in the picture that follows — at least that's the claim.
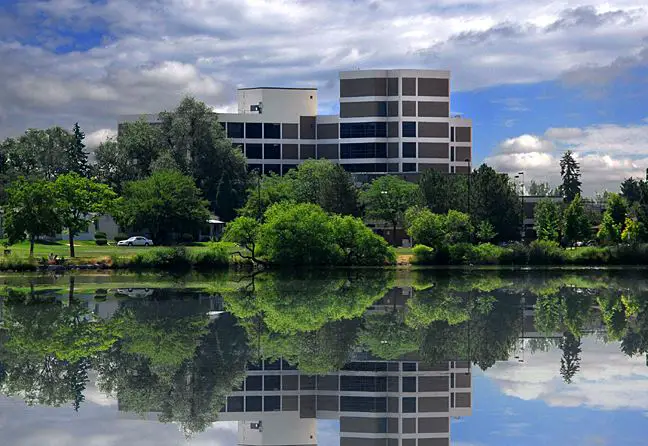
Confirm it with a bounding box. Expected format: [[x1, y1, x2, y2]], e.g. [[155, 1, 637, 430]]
[[69, 229, 75, 258], [29, 235, 35, 257], [69, 276, 76, 304]]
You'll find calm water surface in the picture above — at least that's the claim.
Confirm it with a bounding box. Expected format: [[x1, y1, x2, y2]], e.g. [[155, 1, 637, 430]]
[[1, 269, 647, 445]]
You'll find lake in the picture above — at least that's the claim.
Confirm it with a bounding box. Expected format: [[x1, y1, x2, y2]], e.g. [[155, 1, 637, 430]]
[[0, 269, 647, 445]]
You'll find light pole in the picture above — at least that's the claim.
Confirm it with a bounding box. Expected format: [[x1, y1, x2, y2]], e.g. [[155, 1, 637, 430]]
[[515, 171, 525, 241], [465, 158, 473, 243]]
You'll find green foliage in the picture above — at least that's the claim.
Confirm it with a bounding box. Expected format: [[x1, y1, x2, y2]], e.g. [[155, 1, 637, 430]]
[[405, 207, 447, 249], [476, 220, 497, 243], [445, 210, 473, 244], [497, 242, 529, 265], [527, 240, 565, 265], [562, 194, 591, 246], [418, 169, 467, 214], [534, 199, 562, 243], [113, 247, 193, 270], [238, 173, 294, 219], [189, 243, 230, 269], [258, 202, 338, 265], [67, 123, 89, 177], [359, 312, 419, 359], [94, 232, 107, 239], [95, 239, 108, 246], [470, 243, 507, 265], [114, 233, 128, 242], [621, 217, 642, 244], [118, 169, 210, 244], [411, 244, 436, 265], [564, 246, 610, 265], [360, 175, 420, 241], [406, 294, 470, 328], [53, 173, 117, 257], [470, 164, 522, 242], [597, 193, 628, 244], [331, 215, 395, 266], [559, 150, 582, 203], [0, 255, 39, 271], [3, 178, 61, 256]]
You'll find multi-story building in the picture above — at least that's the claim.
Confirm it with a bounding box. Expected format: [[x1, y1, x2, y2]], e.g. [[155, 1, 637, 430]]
[[119, 69, 472, 177]]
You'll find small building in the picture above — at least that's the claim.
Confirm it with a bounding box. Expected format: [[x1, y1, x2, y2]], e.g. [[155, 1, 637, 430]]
[[56, 214, 120, 241]]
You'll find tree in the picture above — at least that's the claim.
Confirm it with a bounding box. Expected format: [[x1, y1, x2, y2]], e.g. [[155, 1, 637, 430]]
[[405, 207, 447, 249], [288, 159, 359, 215], [2, 128, 72, 181], [559, 332, 582, 384], [597, 193, 627, 244], [621, 178, 643, 204], [621, 217, 642, 245], [476, 220, 497, 243], [562, 194, 591, 246], [3, 178, 61, 256], [118, 170, 211, 243], [445, 210, 473, 244], [53, 173, 117, 257], [65, 123, 89, 177], [533, 199, 562, 243], [238, 173, 294, 219], [560, 151, 582, 203], [223, 216, 262, 264], [470, 165, 522, 242], [360, 175, 420, 244], [418, 169, 467, 214], [331, 215, 395, 266], [159, 96, 249, 220], [257, 202, 339, 265], [528, 180, 556, 197]]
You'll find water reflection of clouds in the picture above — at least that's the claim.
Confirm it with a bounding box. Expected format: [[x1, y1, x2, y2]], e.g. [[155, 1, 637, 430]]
[[484, 338, 648, 411], [0, 379, 238, 446]]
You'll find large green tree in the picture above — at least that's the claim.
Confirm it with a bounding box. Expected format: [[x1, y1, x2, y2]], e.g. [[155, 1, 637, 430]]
[[65, 123, 89, 177], [360, 175, 420, 244], [560, 151, 582, 203], [597, 193, 628, 244], [53, 173, 117, 257], [159, 97, 248, 221], [562, 194, 591, 246], [3, 178, 61, 256], [470, 165, 522, 242], [118, 169, 211, 243], [418, 169, 467, 214], [534, 199, 562, 243]]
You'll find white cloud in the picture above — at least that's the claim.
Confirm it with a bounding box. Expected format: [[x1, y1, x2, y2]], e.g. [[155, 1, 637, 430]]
[[485, 121, 648, 194], [0, 0, 647, 138], [485, 337, 648, 412], [85, 129, 117, 148]]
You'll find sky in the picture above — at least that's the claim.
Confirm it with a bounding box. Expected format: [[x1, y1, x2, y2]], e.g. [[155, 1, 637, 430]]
[[1, 0, 648, 194]]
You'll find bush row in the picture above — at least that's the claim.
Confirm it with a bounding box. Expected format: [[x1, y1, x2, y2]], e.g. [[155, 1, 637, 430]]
[[411, 241, 648, 266], [111, 244, 230, 270]]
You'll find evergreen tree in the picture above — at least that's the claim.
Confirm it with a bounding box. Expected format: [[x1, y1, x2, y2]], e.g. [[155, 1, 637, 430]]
[[560, 151, 582, 203], [559, 331, 582, 384], [66, 123, 89, 177]]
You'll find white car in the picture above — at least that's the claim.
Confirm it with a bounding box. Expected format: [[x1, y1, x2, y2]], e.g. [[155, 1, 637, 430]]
[[117, 236, 154, 247]]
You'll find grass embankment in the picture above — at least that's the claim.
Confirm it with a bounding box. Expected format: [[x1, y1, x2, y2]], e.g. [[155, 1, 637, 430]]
[[0, 240, 244, 271], [410, 241, 648, 266]]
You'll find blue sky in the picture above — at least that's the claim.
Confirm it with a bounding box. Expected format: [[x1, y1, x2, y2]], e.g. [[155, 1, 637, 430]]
[[1, 0, 647, 193]]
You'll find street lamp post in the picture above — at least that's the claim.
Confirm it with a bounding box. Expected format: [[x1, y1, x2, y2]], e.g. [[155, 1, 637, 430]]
[[515, 171, 525, 241], [464, 158, 472, 243]]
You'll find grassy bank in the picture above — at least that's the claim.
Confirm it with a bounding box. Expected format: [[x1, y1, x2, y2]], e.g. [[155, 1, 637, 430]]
[[0, 240, 243, 271]]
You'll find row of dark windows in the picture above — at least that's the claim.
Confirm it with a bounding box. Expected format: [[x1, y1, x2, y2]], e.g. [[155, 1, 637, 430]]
[[226, 395, 419, 414], [226, 395, 280, 412], [248, 164, 297, 175], [248, 163, 416, 175], [243, 143, 281, 159], [341, 143, 387, 159], [340, 122, 418, 138], [225, 122, 281, 139]]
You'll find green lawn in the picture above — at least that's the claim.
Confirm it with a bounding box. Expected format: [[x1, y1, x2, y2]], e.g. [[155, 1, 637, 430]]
[[3, 240, 238, 261], [395, 246, 414, 256]]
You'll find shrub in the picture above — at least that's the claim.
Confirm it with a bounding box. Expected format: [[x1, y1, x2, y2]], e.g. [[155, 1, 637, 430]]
[[565, 246, 610, 265], [189, 243, 230, 269], [471, 243, 507, 265], [114, 233, 128, 242], [411, 244, 435, 265], [181, 233, 194, 244], [94, 231, 107, 239], [448, 243, 473, 265], [0, 255, 38, 271], [95, 238, 108, 246], [528, 240, 565, 265], [499, 242, 528, 265], [117, 247, 192, 270]]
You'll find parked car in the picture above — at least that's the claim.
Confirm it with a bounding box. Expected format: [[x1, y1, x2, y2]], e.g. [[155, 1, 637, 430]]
[[117, 236, 154, 247]]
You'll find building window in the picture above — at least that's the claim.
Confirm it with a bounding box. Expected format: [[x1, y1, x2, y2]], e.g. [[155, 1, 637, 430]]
[[403, 163, 417, 172], [402, 122, 416, 138], [264, 164, 281, 175], [451, 373, 455, 388], [264, 375, 281, 391], [264, 144, 281, 159], [227, 396, 244, 412], [246, 396, 262, 412], [247, 164, 262, 173], [340, 122, 387, 138], [246, 123, 262, 139], [264, 123, 281, 139], [450, 147, 455, 162], [245, 143, 262, 159], [451, 126, 455, 142], [227, 122, 244, 139], [264, 396, 281, 411], [343, 362, 389, 372], [340, 397, 387, 413], [340, 143, 387, 159], [341, 376, 387, 392], [246, 376, 262, 391], [402, 362, 417, 372], [402, 142, 416, 158], [282, 164, 297, 175], [378, 102, 387, 117], [402, 377, 417, 392], [402, 397, 416, 413]]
